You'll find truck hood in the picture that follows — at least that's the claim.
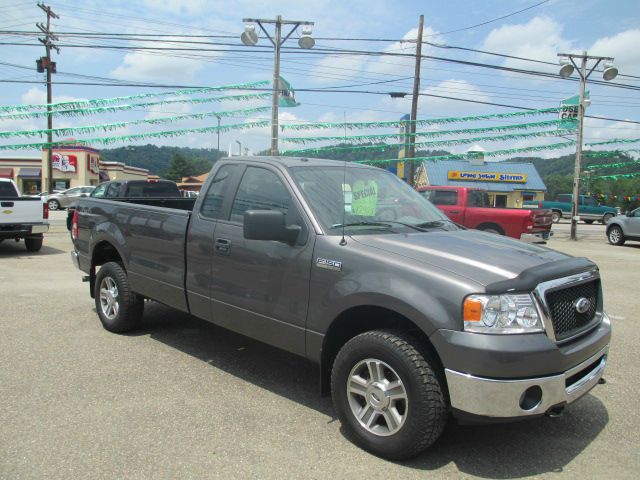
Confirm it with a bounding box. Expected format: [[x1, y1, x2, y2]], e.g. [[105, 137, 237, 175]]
[[352, 229, 571, 287]]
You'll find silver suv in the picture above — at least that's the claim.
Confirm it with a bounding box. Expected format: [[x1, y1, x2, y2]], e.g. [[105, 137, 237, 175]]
[[46, 186, 95, 210], [606, 207, 640, 245]]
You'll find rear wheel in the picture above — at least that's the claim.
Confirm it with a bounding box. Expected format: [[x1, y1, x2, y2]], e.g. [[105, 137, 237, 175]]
[[24, 237, 43, 252], [551, 211, 561, 223], [607, 226, 625, 246], [331, 330, 447, 460], [94, 261, 144, 333], [478, 225, 504, 235]]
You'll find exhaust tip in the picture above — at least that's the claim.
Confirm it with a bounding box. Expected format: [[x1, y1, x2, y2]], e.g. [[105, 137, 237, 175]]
[[546, 406, 565, 418]]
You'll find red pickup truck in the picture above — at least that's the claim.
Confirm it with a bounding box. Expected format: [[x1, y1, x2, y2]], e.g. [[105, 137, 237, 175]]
[[417, 186, 553, 242]]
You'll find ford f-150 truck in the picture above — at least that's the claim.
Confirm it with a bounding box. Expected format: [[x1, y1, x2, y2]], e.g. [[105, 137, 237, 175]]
[[417, 186, 553, 242], [71, 157, 611, 460], [0, 178, 49, 251], [526, 194, 617, 224]]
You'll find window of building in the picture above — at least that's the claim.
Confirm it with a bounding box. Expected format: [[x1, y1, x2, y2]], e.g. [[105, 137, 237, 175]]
[[522, 191, 536, 202]]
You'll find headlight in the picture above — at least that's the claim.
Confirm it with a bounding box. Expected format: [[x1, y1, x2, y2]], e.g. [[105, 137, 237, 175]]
[[463, 294, 544, 334]]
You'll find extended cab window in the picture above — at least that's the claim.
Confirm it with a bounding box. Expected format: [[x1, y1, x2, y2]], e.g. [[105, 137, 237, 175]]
[[431, 190, 458, 206], [467, 191, 490, 207], [230, 167, 291, 224], [200, 164, 238, 219], [0, 181, 18, 197]]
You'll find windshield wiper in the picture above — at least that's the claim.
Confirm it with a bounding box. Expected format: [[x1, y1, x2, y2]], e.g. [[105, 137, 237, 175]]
[[330, 221, 395, 229], [414, 220, 451, 229], [376, 220, 429, 232]]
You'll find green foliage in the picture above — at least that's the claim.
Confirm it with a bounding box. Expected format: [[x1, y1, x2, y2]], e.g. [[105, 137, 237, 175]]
[[100, 144, 223, 176]]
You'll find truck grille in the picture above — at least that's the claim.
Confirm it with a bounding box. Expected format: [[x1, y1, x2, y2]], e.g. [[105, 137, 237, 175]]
[[545, 280, 599, 341]]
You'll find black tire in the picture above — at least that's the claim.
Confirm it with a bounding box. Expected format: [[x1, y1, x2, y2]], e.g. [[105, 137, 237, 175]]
[[24, 237, 43, 252], [94, 261, 144, 333], [551, 211, 561, 223], [602, 213, 614, 224], [47, 199, 60, 211], [584, 220, 594, 225], [478, 225, 504, 235], [607, 225, 625, 246], [331, 330, 447, 460]]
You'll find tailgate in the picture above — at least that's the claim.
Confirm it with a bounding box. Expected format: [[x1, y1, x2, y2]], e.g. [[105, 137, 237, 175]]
[[0, 198, 44, 224]]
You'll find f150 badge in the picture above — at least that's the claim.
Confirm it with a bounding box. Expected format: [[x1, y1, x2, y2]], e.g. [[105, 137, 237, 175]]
[[316, 258, 342, 271]]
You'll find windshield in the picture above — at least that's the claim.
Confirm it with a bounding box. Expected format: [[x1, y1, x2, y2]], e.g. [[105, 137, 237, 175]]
[[290, 165, 457, 235]]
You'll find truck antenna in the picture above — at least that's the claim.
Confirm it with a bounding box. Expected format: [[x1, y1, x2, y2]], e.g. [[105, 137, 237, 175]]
[[340, 112, 347, 246]]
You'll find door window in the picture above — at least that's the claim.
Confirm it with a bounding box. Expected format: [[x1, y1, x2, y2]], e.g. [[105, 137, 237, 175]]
[[105, 182, 122, 198], [230, 167, 291, 224], [91, 183, 107, 198], [200, 164, 238, 219], [583, 197, 597, 207]]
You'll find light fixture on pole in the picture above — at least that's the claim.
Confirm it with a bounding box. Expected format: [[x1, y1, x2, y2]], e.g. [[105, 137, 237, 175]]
[[557, 51, 619, 241], [242, 16, 314, 155], [241, 24, 258, 46], [298, 26, 315, 49], [558, 57, 574, 78]]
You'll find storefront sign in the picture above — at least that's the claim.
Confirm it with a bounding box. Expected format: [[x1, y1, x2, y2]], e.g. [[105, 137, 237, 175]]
[[448, 171, 527, 183], [88, 155, 100, 174], [52, 153, 77, 173]]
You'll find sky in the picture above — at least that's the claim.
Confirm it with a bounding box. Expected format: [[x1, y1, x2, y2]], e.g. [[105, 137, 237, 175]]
[[0, 0, 639, 161]]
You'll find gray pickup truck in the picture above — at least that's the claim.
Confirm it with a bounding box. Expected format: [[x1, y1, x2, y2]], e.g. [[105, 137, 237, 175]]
[[71, 156, 611, 460]]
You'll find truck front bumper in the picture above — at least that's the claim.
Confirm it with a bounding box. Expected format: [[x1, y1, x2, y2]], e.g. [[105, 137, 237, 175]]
[[446, 343, 608, 419]]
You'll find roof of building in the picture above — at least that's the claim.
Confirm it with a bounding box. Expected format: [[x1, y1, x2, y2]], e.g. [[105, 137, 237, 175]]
[[420, 159, 546, 192]]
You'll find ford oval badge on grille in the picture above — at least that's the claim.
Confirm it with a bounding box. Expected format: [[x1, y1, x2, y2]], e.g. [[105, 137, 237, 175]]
[[574, 297, 591, 314]]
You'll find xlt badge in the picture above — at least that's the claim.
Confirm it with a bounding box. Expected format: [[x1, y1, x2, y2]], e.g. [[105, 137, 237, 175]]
[[316, 258, 342, 271]]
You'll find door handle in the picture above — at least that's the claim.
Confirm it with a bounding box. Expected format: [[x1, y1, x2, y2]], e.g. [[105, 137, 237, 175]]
[[214, 238, 231, 255], [450, 210, 460, 214]]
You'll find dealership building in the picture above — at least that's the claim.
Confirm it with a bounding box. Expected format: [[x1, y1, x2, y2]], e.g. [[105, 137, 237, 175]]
[[415, 148, 547, 208], [0, 146, 149, 193]]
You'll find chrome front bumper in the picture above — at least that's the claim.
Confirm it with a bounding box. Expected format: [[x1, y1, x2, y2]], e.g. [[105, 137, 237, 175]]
[[445, 344, 609, 418]]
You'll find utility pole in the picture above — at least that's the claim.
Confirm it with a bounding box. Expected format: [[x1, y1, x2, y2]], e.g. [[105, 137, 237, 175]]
[[241, 17, 315, 155], [36, 3, 59, 194], [216, 116, 221, 158], [407, 15, 424, 187], [557, 51, 618, 240]]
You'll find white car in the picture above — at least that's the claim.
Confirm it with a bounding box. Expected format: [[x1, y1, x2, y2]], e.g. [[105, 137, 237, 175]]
[[46, 186, 95, 210], [606, 207, 640, 245]]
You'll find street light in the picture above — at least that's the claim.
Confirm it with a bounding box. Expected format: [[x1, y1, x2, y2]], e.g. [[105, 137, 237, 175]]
[[236, 140, 242, 156], [242, 16, 314, 155], [557, 51, 619, 240]]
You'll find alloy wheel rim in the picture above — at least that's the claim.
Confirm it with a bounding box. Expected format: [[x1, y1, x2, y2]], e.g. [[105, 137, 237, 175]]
[[347, 358, 408, 436], [610, 229, 620, 242], [99, 277, 119, 320]]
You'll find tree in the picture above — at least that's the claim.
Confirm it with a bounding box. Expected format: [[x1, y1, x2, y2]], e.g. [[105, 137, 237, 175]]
[[164, 153, 196, 181]]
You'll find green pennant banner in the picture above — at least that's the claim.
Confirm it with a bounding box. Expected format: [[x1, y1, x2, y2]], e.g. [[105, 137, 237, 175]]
[[584, 149, 640, 159], [353, 141, 576, 165], [0, 93, 271, 121], [283, 129, 577, 155], [0, 80, 270, 114], [281, 107, 563, 131], [0, 120, 269, 150], [282, 119, 572, 144], [586, 138, 640, 147], [585, 160, 640, 170], [0, 106, 271, 139]]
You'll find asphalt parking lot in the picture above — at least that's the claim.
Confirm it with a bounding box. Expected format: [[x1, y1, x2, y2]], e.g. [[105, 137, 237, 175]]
[[1, 212, 638, 479]]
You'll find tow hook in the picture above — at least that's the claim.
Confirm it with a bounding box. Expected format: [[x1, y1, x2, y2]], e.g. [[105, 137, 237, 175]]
[[546, 406, 565, 418], [598, 377, 607, 385]]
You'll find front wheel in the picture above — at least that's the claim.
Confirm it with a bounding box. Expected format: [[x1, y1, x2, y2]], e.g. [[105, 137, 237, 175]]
[[48, 199, 60, 210], [331, 330, 447, 460], [94, 262, 144, 333], [602, 213, 614, 224], [608, 226, 625, 246]]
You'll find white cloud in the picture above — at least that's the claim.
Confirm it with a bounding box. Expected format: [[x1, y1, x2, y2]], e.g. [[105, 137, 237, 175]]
[[481, 16, 573, 73], [142, 0, 208, 16], [21, 88, 85, 106], [111, 46, 209, 82], [590, 29, 640, 74]]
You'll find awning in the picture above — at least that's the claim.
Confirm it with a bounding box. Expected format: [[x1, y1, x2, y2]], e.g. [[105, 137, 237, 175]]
[[99, 171, 109, 182], [18, 167, 41, 178], [0, 167, 14, 179]]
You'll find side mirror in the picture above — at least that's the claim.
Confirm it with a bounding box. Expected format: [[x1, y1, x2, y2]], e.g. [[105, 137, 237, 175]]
[[243, 210, 301, 245]]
